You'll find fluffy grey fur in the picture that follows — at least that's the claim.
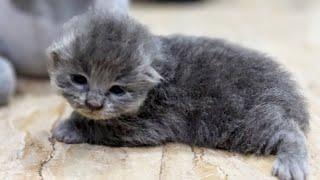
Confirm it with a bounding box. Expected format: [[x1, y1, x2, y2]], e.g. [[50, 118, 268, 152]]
[[48, 9, 310, 180]]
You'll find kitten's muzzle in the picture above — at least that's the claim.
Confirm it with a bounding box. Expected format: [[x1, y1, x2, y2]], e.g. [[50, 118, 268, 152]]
[[85, 91, 104, 111], [85, 99, 103, 111]]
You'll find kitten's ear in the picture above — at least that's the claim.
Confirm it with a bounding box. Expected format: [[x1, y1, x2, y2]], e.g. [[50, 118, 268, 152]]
[[142, 66, 163, 85], [48, 51, 59, 62], [46, 48, 61, 68]]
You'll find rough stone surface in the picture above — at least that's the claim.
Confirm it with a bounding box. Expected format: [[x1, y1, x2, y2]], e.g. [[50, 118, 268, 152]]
[[1, 0, 320, 179]]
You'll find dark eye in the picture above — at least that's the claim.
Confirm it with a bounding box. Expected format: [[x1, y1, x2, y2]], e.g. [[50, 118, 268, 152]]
[[70, 74, 87, 85], [109, 85, 125, 96]]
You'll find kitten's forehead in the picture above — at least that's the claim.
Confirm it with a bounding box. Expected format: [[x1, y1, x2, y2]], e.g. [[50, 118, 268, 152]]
[[51, 10, 152, 65], [73, 34, 146, 81]]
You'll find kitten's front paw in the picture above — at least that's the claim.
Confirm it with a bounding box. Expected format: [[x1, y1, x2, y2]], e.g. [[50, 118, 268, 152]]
[[272, 155, 308, 180], [51, 120, 85, 144]]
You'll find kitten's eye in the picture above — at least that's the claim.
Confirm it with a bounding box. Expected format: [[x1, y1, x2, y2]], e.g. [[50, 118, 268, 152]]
[[109, 85, 125, 96], [70, 74, 87, 85]]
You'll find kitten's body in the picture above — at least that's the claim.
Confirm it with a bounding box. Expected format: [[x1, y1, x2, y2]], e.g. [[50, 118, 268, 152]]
[[48, 10, 309, 180]]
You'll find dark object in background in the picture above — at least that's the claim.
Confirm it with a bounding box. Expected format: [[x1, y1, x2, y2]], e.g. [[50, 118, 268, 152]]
[[0, 56, 15, 105]]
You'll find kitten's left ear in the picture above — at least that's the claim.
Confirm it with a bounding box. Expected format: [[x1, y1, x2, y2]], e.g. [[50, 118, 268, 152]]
[[47, 50, 59, 62], [46, 31, 76, 67], [46, 49, 61, 68], [142, 66, 163, 85]]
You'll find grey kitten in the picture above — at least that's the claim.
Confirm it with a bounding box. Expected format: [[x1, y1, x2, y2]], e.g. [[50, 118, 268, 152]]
[[48, 9, 309, 180]]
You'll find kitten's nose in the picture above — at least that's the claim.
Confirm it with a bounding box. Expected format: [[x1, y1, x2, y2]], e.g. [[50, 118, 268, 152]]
[[85, 99, 103, 111], [86, 90, 104, 111]]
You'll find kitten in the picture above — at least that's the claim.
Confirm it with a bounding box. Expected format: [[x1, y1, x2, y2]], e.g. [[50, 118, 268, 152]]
[[47, 9, 309, 180]]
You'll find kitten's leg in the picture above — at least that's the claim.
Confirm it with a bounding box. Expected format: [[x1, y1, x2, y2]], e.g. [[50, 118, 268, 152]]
[[51, 112, 87, 144], [271, 128, 308, 180], [52, 111, 176, 146], [234, 104, 308, 180]]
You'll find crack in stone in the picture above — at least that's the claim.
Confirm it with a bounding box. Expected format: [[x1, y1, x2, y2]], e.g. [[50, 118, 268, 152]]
[[159, 145, 166, 180], [119, 148, 129, 164], [38, 102, 66, 180], [38, 137, 56, 180], [191, 146, 198, 167], [191, 147, 228, 179], [191, 146, 205, 166], [218, 165, 228, 180]]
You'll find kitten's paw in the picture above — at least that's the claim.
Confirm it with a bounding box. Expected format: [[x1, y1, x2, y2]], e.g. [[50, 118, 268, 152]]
[[51, 120, 85, 144], [272, 156, 308, 180]]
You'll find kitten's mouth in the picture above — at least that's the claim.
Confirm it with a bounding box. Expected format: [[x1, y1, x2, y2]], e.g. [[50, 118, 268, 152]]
[[76, 108, 115, 121], [84, 111, 105, 120]]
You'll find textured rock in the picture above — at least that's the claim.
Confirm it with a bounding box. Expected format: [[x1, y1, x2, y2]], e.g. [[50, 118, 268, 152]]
[[1, 0, 320, 179]]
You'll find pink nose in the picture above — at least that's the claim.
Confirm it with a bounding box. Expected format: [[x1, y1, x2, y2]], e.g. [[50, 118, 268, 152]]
[[85, 99, 103, 111]]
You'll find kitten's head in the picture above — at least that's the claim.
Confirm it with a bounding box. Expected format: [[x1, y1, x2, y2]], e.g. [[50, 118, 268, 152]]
[[47, 10, 162, 120]]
